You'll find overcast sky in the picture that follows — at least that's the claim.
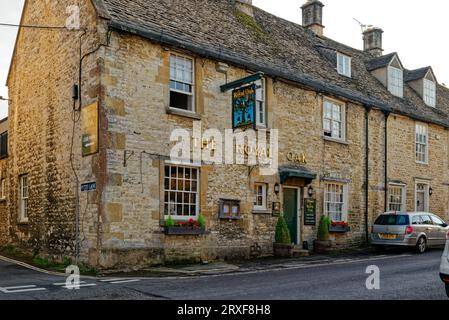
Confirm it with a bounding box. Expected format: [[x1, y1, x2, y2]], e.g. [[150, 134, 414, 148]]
[[1, 0, 448, 120]]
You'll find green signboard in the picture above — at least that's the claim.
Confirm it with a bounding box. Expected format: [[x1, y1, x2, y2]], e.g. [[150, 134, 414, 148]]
[[304, 198, 317, 226], [232, 84, 256, 130]]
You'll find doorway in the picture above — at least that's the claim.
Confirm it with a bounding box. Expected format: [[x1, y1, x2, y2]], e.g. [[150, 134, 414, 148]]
[[283, 187, 301, 245], [415, 183, 429, 212]]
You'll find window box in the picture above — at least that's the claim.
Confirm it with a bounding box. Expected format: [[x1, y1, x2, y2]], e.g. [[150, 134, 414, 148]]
[[329, 221, 351, 233], [164, 226, 206, 236]]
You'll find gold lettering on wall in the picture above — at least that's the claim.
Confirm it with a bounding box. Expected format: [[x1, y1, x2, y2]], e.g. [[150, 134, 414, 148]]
[[287, 152, 307, 164]]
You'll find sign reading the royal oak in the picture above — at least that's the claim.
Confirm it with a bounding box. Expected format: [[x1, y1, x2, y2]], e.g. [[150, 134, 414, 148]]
[[81, 102, 99, 157], [304, 198, 317, 226], [232, 84, 256, 130]]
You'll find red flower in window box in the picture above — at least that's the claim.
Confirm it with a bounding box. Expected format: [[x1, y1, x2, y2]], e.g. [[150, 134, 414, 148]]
[[331, 220, 349, 227], [329, 220, 351, 233]]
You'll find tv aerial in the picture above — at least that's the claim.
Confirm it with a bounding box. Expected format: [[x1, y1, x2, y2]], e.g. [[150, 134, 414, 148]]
[[354, 18, 373, 33]]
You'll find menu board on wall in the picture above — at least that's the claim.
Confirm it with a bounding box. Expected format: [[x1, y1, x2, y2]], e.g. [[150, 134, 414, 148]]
[[304, 198, 317, 226]]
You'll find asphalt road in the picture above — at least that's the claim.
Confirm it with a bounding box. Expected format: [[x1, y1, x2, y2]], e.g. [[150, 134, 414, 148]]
[[0, 249, 447, 300]]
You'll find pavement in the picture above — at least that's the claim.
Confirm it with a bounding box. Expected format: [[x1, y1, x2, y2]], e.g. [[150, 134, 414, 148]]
[[0, 248, 447, 300]]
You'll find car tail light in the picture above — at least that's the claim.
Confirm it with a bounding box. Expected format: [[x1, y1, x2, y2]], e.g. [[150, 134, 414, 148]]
[[447, 230, 449, 239], [406, 226, 414, 234]]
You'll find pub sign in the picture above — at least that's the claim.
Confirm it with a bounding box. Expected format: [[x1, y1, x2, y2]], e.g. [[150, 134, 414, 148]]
[[232, 84, 256, 130]]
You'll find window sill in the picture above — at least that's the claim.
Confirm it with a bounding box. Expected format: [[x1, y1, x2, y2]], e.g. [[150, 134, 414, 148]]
[[166, 107, 201, 120], [322, 136, 349, 145], [252, 209, 272, 215], [219, 216, 242, 221], [416, 161, 429, 166], [17, 219, 29, 225]]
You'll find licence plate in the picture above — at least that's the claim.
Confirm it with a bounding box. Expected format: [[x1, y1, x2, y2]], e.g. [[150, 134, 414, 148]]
[[379, 233, 397, 240]]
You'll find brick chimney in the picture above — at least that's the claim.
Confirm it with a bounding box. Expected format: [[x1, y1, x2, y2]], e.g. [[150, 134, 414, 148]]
[[301, 0, 325, 36], [363, 27, 384, 57], [235, 0, 254, 17]]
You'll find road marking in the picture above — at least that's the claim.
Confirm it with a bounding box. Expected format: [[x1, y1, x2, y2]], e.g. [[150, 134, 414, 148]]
[[99, 279, 123, 282], [109, 279, 141, 284], [53, 281, 87, 286], [0, 285, 46, 293], [60, 283, 97, 289], [100, 278, 141, 284]]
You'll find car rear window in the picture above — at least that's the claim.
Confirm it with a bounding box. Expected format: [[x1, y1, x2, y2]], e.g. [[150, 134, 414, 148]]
[[375, 215, 410, 226]]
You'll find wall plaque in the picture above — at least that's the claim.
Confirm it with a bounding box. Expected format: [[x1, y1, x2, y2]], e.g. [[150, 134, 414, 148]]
[[81, 102, 99, 157]]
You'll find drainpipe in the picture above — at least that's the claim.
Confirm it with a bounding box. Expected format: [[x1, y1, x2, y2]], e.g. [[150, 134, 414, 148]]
[[383, 111, 390, 212], [364, 107, 371, 244]]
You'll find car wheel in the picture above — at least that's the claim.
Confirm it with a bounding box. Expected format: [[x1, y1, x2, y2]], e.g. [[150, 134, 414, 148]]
[[415, 237, 427, 254], [446, 284, 449, 299]]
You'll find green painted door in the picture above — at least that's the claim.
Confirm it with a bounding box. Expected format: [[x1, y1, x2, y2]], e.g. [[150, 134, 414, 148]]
[[283, 188, 298, 244]]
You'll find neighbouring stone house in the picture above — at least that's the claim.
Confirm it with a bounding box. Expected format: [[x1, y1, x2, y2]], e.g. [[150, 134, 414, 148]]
[[2, 0, 449, 269]]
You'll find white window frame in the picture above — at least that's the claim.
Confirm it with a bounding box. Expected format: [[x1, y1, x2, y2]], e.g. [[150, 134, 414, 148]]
[[323, 98, 346, 141], [324, 182, 348, 222], [163, 164, 200, 221], [169, 53, 195, 112], [423, 79, 436, 107], [0, 178, 6, 200], [337, 53, 351, 77], [19, 175, 29, 223], [254, 183, 268, 211], [415, 182, 430, 212], [388, 66, 404, 98], [255, 78, 267, 127], [387, 183, 406, 212], [415, 123, 429, 164]]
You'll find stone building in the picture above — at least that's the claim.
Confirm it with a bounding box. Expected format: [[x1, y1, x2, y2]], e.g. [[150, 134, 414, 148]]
[[2, 0, 449, 268]]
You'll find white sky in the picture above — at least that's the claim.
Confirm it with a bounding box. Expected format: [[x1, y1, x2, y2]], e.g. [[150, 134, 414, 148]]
[[1, 0, 448, 120]]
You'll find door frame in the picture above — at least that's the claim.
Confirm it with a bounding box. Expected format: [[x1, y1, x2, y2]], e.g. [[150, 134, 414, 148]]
[[415, 181, 430, 212], [283, 186, 302, 245]]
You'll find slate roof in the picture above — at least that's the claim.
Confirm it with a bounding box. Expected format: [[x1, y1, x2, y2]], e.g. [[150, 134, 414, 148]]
[[405, 67, 432, 82], [91, 0, 449, 127], [365, 52, 397, 71]]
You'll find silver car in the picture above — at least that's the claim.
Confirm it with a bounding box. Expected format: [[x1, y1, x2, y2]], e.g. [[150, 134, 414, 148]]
[[371, 212, 449, 253], [440, 234, 449, 298]]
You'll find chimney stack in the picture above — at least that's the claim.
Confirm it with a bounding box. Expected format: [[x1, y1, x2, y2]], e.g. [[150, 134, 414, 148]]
[[234, 0, 254, 17], [363, 27, 384, 57], [301, 0, 325, 36]]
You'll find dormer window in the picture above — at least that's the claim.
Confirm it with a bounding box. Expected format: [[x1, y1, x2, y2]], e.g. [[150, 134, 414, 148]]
[[388, 66, 403, 98], [423, 79, 436, 107], [337, 53, 351, 77]]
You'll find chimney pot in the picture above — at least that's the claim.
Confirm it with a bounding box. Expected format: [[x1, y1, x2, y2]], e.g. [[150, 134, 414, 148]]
[[301, 0, 325, 36], [234, 0, 254, 17], [363, 27, 384, 57]]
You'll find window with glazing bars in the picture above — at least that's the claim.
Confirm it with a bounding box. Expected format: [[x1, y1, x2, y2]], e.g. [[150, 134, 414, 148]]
[[324, 183, 345, 222], [164, 165, 199, 219], [169, 54, 195, 111], [323, 99, 345, 140], [415, 124, 428, 163]]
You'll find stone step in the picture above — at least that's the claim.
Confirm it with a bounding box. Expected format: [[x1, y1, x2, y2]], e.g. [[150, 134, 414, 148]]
[[292, 248, 310, 257]]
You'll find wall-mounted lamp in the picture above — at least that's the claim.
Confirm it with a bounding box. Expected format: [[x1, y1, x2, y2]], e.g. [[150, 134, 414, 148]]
[[429, 187, 433, 197], [0, 96, 10, 101], [274, 183, 280, 195], [307, 185, 314, 198]]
